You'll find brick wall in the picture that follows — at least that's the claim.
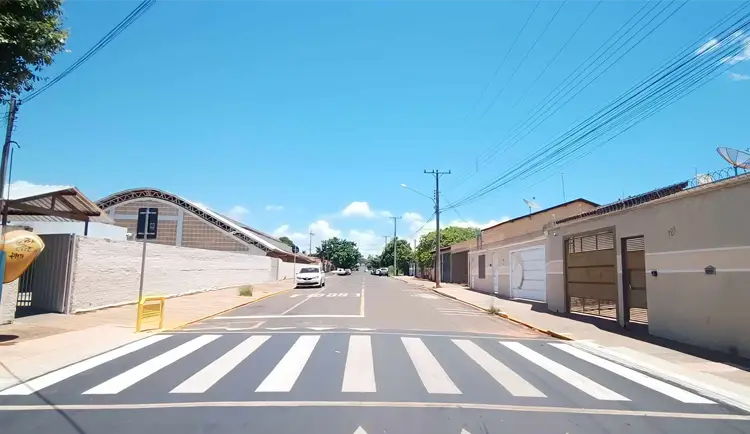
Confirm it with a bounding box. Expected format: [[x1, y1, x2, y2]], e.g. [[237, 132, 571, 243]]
[[69, 237, 277, 312]]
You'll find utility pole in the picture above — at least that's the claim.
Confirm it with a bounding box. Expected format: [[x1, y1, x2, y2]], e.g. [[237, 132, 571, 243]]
[[389, 216, 401, 275], [309, 230, 315, 256], [413, 239, 417, 277], [1, 96, 19, 233], [424, 169, 450, 288]]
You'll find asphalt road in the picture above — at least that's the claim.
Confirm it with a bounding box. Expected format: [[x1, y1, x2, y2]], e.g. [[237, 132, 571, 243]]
[[1, 271, 749, 434]]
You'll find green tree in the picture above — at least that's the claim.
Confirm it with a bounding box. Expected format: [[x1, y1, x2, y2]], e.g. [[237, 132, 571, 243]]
[[316, 237, 361, 269], [415, 226, 480, 267], [278, 236, 298, 250], [1, 0, 68, 101], [380, 239, 413, 275]]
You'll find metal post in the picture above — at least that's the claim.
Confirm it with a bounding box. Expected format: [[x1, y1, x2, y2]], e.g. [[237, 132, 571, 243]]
[[0, 96, 18, 303], [424, 169, 450, 288], [137, 211, 150, 305], [561, 172, 566, 202], [309, 231, 314, 256], [389, 216, 401, 275]]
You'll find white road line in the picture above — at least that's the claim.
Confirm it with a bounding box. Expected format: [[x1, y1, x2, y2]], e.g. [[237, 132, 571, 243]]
[[342, 335, 376, 393], [282, 287, 326, 314], [170, 335, 270, 394], [501, 342, 628, 401], [83, 335, 220, 395], [549, 343, 715, 404], [359, 286, 366, 316], [452, 340, 545, 398], [0, 335, 171, 395], [401, 337, 461, 395], [255, 335, 320, 392]]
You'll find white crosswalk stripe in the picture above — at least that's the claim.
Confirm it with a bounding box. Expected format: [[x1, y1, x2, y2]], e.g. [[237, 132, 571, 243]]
[[171, 335, 270, 394], [84, 335, 220, 395], [0, 334, 716, 407], [342, 335, 376, 392], [453, 339, 545, 397], [501, 341, 629, 401], [402, 337, 461, 394], [0, 335, 171, 396], [255, 335, 320, 392], [549, 343, 715, 404]]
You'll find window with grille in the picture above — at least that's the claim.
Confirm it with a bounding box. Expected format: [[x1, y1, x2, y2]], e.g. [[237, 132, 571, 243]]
[[478, 255, 486, 279], [568, 231, 615, 253]]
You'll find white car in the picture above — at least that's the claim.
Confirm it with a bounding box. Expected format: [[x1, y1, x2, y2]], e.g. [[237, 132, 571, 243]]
[[295, 266, 326, 288], [336, 268, 347, 276]]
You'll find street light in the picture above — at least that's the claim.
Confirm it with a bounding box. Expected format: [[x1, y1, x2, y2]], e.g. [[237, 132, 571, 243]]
[[400, 183, 435, 203]]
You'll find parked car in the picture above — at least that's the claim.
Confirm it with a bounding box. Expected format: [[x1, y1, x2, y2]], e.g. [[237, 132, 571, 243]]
[[336, 268, 347, 276], [295, 266, 326, 288], [373, 268, 380, 276], [379, 267, 389, 277], [345, 268, 352, 275]]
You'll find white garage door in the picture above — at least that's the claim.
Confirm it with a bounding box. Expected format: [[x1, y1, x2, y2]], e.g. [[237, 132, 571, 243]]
[[510, 246, 546, 302]]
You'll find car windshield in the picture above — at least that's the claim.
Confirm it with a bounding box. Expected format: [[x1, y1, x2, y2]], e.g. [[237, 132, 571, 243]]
[[299, 268, 319, 273]]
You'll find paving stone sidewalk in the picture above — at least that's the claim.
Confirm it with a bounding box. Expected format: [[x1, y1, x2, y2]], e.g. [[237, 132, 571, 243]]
[[0, 280, 293, 390]]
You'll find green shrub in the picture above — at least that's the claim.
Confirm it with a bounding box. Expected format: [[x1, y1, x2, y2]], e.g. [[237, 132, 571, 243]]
[[238, 285, 253, 297]]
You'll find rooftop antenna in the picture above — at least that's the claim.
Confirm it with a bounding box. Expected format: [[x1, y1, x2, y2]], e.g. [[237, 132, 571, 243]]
[[717, 146, 750, 177], [523, 197, 541, 215]]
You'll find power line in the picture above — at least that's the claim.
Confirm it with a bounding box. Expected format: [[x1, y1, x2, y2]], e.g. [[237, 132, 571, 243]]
[[465, 1, 541, 118], [22, 0, 156, 103], [446, 1, 672, 192], [446, 13, 750, 209], [478, 0, 568, 120]]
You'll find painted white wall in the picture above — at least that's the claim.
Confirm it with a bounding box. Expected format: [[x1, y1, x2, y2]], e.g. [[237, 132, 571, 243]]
[[70, 237, 276, 312], [278, 260, 300, 280], [8, 220, 127, 241]]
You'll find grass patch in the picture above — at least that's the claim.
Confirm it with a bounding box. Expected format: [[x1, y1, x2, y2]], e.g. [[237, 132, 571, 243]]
[[238, 285, 254, 297], [487, 305, 501, 315]]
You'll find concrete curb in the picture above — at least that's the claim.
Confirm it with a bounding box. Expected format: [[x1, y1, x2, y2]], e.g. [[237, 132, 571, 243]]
[[163, 287, 293, 332], [396, 277, 573, 341], [572, 340, 750, 413]]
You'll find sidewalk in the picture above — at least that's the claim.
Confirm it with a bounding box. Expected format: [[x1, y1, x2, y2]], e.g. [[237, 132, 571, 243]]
[[0, 279, 293, 390], [395, 275, 750, 412]]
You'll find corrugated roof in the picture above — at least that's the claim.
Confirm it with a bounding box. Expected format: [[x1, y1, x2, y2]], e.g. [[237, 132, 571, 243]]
[[2, 186, 109, 223], [96, 188, 309, 258], [554, 182, 689, 225]]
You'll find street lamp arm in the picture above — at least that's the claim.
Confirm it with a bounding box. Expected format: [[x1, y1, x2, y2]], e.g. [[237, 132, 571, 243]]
[[400, 184, 435, 203]]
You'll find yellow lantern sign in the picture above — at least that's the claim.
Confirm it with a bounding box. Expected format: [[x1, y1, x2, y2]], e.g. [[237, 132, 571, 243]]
[[1, 230, 45, 283]]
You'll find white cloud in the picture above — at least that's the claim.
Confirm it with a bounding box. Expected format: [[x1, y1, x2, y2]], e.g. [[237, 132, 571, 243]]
[[5, 180, 72, 199], [341, 201, 391, 219], [226, 205, 249, 222], [342, 201, 374, 218], [719, 32, 750, 65], [309, 219, 341, 239], [272, 224, 307, 245], [265, 205, 284, 212], [728, 72, 750, 81], [696, 38, 720, 56], [348, 229, 381, 255], [445, 217, 511, 230]]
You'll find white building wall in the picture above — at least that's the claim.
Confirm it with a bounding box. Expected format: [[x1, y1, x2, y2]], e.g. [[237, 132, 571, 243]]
[[8, 220, 127, 241], [69, 237, 276, 312], [0, 280, 19, 325]]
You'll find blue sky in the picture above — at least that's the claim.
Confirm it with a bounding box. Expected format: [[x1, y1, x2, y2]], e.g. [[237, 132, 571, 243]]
[[8, 0, 750, 255]]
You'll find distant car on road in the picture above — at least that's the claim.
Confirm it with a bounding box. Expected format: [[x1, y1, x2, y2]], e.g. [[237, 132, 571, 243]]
[[345, 268, 352, 275], [295, 266, 326, 288], [378, 267, 389, 277], [336, 268, 347, 276]]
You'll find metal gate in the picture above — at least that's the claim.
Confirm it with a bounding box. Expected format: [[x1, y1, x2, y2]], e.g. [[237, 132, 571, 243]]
[[16, 234, 76, 316], [510, 246, 547, 302], [623, 236, 648, 324], [566, 230, 618, 320]]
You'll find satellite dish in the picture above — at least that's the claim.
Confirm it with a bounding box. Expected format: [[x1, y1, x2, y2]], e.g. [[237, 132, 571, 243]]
[[717, 147, 750, 176], [523, 197, 541, 214]]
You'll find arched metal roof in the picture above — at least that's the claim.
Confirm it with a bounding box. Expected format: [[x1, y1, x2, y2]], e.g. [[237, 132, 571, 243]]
[[96, 188, 282, 253]]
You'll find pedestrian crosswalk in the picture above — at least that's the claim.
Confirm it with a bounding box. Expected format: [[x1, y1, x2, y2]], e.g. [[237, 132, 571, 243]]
[[0, 333, 716, 407]]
